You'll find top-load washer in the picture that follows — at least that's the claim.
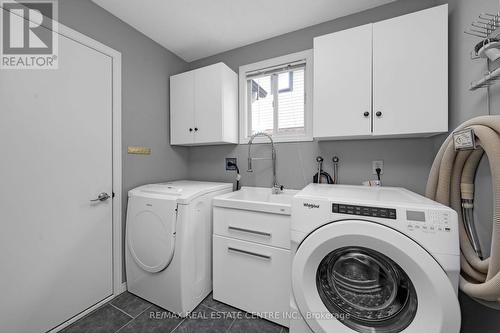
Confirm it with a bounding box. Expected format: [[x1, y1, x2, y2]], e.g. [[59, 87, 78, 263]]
[[125, 180, 232, 316], [290, 184, 461, 333]]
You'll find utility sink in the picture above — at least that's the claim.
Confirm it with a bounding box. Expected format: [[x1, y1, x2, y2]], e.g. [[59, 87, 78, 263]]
[[213, 186, 299, 215]]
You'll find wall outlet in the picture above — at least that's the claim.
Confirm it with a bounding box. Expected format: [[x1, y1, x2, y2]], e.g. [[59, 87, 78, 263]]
[[226, 158, 237, 171], [372, 160, 384, 175]]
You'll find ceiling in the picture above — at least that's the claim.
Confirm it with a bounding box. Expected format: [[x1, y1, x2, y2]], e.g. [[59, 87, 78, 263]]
[[92, 0, 396, 62]]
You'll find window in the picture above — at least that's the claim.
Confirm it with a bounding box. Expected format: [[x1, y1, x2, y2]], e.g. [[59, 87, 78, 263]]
[[239, 50, 313, 143]]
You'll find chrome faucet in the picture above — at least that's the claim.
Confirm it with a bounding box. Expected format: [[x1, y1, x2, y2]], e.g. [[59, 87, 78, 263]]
[[247, 132, 283, 194]]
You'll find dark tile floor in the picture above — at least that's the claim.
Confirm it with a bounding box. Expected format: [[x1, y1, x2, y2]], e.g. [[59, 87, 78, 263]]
[[61, 292, 289, 333]]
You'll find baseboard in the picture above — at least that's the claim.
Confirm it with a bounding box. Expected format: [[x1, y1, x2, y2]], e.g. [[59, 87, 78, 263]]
[[50, 282, 128, 332], [119, 282, 127, 294], [49, 295, 115, 332]]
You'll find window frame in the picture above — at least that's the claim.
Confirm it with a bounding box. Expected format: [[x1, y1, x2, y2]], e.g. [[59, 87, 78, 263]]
[[239, 49, 313, 144]]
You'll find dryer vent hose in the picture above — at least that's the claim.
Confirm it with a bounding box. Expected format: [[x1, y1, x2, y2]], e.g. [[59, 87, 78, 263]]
[[426, 115, 500, 303]]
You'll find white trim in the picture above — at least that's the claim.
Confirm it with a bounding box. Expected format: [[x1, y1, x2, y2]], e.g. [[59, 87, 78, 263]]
[[118, 281, 128, 294], [8, 9, 124, 332], [49, 295, 116, 332], [49, 283, 126, 332], [55, 20, 124, 301], [239, 49, 314, 144]]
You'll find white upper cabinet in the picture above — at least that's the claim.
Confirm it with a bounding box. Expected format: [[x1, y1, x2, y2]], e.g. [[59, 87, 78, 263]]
[[170, 70, 195, 145], [313, 5, 448, 140], [170, 63, 238, 146], [372, 5, 448, 136], [314, 24, 373, 139]]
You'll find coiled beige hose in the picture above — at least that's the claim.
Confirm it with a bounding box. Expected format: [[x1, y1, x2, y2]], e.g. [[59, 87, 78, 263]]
[[426, 116, 500, 302]]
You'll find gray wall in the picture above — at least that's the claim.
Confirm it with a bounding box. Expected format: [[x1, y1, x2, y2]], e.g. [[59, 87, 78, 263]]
[[58, 0, 190, 280], [436, 0, 500, 331], [435, 0, 496, 258], [188, 0, 439, 194], [188, 0, 500, 331], [58, 0, 500, 330]]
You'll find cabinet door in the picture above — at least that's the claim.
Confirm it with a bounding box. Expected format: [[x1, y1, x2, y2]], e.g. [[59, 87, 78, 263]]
[[313, 24, 372, 139], [213, 235, 291, 326], [373, 5, 448, 136], [170, 71, 195, 145], [194, 64, 223, 144]]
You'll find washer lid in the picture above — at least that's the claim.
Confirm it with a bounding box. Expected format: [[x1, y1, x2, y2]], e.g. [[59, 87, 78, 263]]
[[129, 180, 233, 204], [127, 199, 177, 273], [292, 220, 460, 333]]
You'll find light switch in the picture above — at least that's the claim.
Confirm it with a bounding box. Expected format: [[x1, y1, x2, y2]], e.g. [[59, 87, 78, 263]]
[[128, 146, 151, 155]]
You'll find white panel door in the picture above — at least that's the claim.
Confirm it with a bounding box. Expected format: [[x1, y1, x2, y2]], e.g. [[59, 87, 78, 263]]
[[194, 64, 223, 144], [313, 24, 372, 138], [0, 30, 114, 332], [170, 71, 195, 145], [373, 5, 448, 136]]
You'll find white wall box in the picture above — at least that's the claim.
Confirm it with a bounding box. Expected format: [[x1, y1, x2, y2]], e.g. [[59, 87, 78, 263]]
[[313, 5, 448, 140], [170, 63, 238, 145], [212, 207, 291, 327]]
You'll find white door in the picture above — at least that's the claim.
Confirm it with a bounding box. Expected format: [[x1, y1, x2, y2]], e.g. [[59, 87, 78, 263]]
[[0, 29, 114, 332], [313, 24, 372, 139], [170, 71, 195, 145], [372, 5, 448, 136], [194, 64, 222, 144], [292, 220, 460, 333]]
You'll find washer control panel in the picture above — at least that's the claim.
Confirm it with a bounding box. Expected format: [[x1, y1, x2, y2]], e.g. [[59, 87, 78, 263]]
[[406, 209, 452, 233], [330, 203, 453, 234], [332, 203, 397, 220]]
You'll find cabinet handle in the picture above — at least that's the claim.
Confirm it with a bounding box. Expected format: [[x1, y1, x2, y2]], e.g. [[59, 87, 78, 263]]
[[227, 247, 271, 261], [363, 111, 370, 117], [228, 226, 272, 237], [376, 111, 382, 117], [189, 128, 193, 132]]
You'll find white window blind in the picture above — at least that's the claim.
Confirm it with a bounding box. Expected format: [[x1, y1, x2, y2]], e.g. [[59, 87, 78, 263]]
[[246, 62, 306, 136]]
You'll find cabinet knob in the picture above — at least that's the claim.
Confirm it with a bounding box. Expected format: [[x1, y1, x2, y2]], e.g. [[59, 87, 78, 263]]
[[363, 111, 370, 117], [189, 128, 193, 132], [194, 127, 198, 131], [376, 111, 383, 117]]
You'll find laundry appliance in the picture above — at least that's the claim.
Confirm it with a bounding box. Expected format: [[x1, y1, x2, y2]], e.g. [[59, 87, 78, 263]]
[[125, 180, 232, 316], [290, 184, 461, 333]]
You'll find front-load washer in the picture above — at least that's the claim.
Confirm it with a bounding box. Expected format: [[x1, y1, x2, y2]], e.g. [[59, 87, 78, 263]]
[[125, 180, 232, 316], [290, 184, 461, 333]]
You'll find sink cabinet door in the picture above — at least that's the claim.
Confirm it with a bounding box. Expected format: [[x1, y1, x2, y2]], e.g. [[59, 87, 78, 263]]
[[213, 235, 291, 327]]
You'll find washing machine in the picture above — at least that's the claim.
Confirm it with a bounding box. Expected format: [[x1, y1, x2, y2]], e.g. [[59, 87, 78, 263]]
[[125, 180, 232, 316], [290, 184, 461, 333]]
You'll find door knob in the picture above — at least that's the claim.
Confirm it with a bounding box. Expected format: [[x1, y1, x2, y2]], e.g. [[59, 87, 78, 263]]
[[194, 127, 198, 131], [376, 111, 383, 117], [91, 192, 110, 202], [189, 128, 193, 132], [363, 111, 370, 117]]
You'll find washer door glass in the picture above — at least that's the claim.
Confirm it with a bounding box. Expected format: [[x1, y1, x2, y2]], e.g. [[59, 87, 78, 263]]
[[316, 246, 417, 333]]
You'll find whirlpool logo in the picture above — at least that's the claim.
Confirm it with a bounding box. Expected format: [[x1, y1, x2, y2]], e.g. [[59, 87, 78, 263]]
[[303, 203, 320, 209]]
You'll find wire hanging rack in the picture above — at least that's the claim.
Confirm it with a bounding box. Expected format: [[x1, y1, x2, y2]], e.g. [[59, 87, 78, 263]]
[[466, 3, 500, 91]]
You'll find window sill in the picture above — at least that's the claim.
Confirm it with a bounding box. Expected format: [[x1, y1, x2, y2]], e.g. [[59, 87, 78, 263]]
[[239, 135, 313, 144]]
